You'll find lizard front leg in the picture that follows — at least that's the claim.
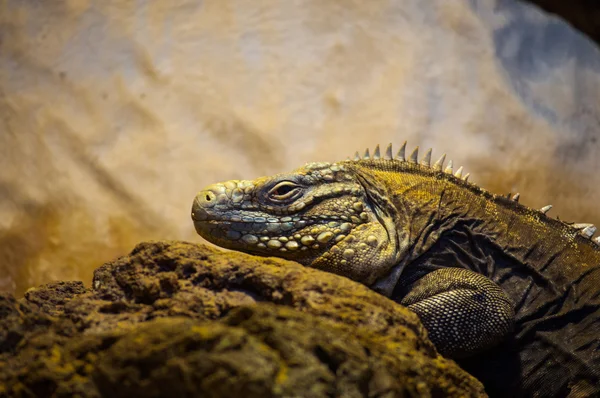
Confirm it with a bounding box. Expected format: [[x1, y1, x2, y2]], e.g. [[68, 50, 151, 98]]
[[398, 268, 515, 359]]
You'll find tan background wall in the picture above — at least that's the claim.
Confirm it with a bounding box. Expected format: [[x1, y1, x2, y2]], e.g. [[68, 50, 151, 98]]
[[1, 0, 599, 296]]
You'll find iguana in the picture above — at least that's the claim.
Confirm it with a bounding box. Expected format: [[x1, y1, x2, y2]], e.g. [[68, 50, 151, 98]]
[[191, 142, 600, 397]]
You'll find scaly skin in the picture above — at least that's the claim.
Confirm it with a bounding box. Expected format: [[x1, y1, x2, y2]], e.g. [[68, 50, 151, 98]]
[[191, 161, 402, 286], [192, 143, 600, 397]]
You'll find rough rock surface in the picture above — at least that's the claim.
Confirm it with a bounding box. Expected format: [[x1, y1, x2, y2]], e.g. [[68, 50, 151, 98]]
[[0, 241, 486, 397], [1, 0, 600, 296]]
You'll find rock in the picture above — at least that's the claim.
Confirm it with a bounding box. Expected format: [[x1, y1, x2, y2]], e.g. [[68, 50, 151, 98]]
[[91, 241, 432, 345], [0, 293, 54, 354], [24, 280, 88, 317], [0, 241, 485, 397]]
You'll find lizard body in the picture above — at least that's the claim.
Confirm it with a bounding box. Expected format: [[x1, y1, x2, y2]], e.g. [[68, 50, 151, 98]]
[[191, 143, 600, 397]]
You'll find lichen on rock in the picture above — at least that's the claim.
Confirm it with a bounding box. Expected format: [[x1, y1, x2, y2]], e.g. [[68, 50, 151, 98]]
[[0, 241, 486, 397]]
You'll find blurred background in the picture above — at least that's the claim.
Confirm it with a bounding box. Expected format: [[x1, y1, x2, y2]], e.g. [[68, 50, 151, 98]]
[[1, 0, 599, 296]]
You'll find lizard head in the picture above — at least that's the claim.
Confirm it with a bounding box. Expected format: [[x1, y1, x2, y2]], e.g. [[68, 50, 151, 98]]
[[192, 159, 406, 286]]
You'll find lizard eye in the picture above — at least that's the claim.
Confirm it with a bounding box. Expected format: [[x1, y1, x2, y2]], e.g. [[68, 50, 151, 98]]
[[268, 181, 302, 202]]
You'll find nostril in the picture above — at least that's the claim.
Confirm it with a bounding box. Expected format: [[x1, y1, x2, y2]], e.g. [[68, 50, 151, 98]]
[[204, 191, 217, 202], [196, 190, 217, 208]]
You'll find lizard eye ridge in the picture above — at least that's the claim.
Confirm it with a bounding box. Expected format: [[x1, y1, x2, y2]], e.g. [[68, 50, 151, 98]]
[[268, 181, 303, 202]]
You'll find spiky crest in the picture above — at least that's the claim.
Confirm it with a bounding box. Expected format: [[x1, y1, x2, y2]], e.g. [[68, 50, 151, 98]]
[[344, 143, 598, 244]]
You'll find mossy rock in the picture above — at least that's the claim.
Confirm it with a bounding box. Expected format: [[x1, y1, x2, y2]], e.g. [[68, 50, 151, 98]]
[[0, 241, 486, 397]]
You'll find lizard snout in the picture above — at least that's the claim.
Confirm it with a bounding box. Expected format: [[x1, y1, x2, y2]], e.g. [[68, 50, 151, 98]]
[[191, 184, 228, 221], [192, 180, 252, 222], [191, 195, 209, 222]]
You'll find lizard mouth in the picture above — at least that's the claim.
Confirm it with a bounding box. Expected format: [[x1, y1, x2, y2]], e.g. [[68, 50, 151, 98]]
[[191, 189, 364, 257], [191, 212, 216, 223], [192, 208, 355, 257]]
